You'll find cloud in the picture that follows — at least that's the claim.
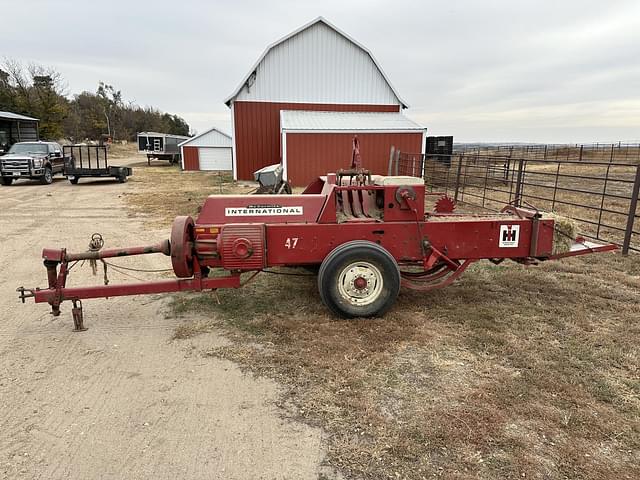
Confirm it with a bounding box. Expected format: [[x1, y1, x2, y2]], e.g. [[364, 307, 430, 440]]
[[5, 0, 639, 142]]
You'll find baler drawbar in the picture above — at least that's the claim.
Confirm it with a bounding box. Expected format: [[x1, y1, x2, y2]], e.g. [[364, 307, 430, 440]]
[[18, 170, 617, 330]]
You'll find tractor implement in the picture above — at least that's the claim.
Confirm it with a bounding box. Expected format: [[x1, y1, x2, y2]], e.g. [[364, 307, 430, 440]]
[[18, 170, 617, 330]]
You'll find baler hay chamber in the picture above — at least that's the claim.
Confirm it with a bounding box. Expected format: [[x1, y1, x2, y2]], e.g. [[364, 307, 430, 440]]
[[18, 168, 616, 330]]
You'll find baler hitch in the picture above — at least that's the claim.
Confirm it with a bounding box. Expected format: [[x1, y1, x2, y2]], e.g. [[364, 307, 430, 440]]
[[17, 287, 35, 303], [19, 219, 244, 331]]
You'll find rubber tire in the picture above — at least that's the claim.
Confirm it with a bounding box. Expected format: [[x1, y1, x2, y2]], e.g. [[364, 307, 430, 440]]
[[318, 240, 400, 318], [1, 177, 13, 186], [40, 167, 53, 185], [117, 171, 127, 183], [69, 176, 79, 185]]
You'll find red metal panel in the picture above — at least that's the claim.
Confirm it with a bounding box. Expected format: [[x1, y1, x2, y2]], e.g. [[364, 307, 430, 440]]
[[220, 224, 266, 270], [232, 101, 401, 180], [196, 194, 327, 224], [285, 132, 423, 186], [263, 218, 548, 266], [183, 146, 199, 171]]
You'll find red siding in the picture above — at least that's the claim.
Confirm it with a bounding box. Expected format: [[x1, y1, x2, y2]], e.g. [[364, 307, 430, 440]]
[[233, 101, 401, 180], [183, 146, 199, 171], [285, 132, 423, 187]]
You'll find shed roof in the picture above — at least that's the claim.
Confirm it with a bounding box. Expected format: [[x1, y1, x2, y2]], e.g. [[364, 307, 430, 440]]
[[0, 111, 39, 122], [281, 110, 424, 132], [224, 17, 408, 108], [178, 127, 232, 147]]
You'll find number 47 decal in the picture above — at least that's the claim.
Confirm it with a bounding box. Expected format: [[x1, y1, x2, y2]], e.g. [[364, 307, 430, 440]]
[[285, 237, 299, 249]]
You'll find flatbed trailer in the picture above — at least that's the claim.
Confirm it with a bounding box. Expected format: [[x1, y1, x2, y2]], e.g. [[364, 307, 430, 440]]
[[63, 145, 131, 184], [18, 169, 617, 331]]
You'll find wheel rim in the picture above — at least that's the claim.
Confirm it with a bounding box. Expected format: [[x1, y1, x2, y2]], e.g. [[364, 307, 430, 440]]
[[45, 169, 52, 182], [337, 261, 384, 307]]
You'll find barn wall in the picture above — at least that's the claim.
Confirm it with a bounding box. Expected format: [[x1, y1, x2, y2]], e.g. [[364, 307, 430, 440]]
[[233, 101, 401, 180], [17, 121, 38, 142], [284, 132, 424, 186], [182, 146, 200, 171]]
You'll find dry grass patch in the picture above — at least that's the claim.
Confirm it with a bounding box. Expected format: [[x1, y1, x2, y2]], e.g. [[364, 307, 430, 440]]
[[166, 254, 639, 479], [121, 164, 254, 226]]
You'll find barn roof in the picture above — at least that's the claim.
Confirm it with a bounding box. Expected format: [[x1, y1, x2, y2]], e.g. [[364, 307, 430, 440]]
[[280, 110, 424, 132], [224, 17, 408, 108], [0, 111, 39, 122]]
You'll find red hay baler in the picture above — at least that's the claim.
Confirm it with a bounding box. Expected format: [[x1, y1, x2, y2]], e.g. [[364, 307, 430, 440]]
[[18, 169, 616, 331]]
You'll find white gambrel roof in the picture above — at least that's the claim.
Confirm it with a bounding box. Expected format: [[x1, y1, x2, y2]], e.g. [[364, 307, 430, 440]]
[[179, 127, 232, 147], [225, 17, 408, 108], [281, 110, 424, 132]]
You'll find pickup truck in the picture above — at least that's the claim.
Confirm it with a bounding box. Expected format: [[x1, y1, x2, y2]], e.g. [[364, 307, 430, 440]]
[[0, 141, 68, 185]]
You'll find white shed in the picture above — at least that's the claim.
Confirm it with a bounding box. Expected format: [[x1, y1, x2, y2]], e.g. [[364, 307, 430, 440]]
[[179, 128, 232, 171]]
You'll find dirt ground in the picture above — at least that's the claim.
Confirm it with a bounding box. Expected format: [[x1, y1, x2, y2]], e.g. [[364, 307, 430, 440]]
[[0, 157, 333, 479]]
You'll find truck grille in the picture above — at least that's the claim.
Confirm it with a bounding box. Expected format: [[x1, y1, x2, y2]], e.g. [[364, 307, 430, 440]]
[[1, 160, 31, 173]]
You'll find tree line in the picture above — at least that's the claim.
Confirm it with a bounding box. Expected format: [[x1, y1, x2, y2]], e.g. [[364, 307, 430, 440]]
[[0, 59, 190, 142]]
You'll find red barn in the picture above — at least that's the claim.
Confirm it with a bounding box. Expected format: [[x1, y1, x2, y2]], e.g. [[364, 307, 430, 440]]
[[224, 17, 424, 184]]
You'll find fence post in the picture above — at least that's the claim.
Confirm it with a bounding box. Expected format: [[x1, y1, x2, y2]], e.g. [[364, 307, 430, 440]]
[[622, 164, 640, 255], [514, 157, 525, 207], [579, 145, 583, 162], [454, 154, 464, 202], [387, 146, 395, 176]]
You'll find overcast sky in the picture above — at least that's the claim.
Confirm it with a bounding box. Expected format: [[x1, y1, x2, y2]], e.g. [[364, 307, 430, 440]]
[[5, 0, 640, 143]]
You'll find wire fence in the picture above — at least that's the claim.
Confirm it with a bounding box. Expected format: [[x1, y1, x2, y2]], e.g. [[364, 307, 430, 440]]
[[390, 143, 640, 254]]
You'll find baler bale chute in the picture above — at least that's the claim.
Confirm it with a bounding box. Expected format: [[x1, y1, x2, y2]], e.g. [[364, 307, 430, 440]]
[[17, 161, 617, 331]]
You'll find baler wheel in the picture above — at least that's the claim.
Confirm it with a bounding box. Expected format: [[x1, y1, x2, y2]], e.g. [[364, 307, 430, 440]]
[[318, 240, 400, 318], [170, 216, 195, 278]]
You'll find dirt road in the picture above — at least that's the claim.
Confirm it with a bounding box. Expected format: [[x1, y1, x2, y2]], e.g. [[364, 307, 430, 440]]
[[0, 165, 327, 479]]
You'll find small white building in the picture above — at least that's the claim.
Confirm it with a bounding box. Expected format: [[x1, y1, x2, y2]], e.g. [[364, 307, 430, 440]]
[[179, 127, 232, 171]]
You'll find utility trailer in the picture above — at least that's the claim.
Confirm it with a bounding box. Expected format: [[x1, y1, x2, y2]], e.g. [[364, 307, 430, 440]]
[[18, 163, 617, 331], [137, 132, 189, 166], [63, 145, 132, 184]]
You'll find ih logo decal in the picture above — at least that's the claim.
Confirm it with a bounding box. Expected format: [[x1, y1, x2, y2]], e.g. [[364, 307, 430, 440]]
[[499, 224, 520, 248]]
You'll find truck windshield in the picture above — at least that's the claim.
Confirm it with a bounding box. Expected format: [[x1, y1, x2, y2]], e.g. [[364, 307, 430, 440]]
[[8, 144, 48, 154]]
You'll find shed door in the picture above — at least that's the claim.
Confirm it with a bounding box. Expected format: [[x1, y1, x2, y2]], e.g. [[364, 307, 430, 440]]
[[182, 146, 199, 170], [198, 147, 232, 171]]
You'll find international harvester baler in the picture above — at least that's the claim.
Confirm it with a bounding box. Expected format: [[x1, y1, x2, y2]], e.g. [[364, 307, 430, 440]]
[[17, 168, 616, 330]]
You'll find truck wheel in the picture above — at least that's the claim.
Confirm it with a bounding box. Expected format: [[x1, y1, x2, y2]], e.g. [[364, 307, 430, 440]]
[[318, 240, 400, 318], [117, 170, 127, 183], [40, 167, 53, 185], [1, 177, 13, 186], [69, 176, 79, 185]]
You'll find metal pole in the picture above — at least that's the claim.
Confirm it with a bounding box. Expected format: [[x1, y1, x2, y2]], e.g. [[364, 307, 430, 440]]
[[596, 157, 613, 239], [388, 146, 395, 176], [551, 162, 561, 211], [622, 164, 640, 255], [514, 157, 525, 207], [454, 154, 464, 202]]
